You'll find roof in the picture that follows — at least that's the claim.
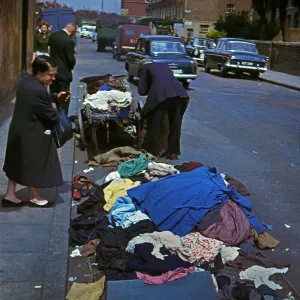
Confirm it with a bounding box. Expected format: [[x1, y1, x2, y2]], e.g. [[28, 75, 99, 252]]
[[140, 35, 183, 41], [191, 37, 214, 40], [218, 38, 255, 43], [118, 24, 149, 29]]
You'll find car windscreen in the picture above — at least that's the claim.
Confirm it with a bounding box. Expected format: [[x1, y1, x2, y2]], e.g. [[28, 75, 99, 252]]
[[225, 42, 257, 53], [151, 41, 185, 54], [194, 39, 206, 46]]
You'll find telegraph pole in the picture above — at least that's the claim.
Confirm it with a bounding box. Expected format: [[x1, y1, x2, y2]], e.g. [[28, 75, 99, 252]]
[[101, 0, 104, 12]]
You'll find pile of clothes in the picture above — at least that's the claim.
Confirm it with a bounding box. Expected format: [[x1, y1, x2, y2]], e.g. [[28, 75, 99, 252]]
[[82, 75, 133, 126], [69, 157, 292, 299]]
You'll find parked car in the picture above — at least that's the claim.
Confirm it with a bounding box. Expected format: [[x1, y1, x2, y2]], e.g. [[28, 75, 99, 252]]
[[203, 38, 268, 78], [81, 29, 94, 39], [186, 37, 216, 65], [92, 30, 98, 42], [125, 35, 198, 89], [113, 24, 151, 61]]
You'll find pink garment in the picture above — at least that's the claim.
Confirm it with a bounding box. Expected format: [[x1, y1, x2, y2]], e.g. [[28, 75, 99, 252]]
[[136, 267, 195, 285], [200, 200, 252, 246]]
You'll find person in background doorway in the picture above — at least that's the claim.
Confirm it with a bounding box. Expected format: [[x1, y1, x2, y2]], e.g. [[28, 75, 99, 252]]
[[48, 24, 53, 32], [138, 61, 189, 160], [172, 29, 179, 37], [48, 23, 77, 113], [31, 22, 51, 62], [2, 56, 70, 207]]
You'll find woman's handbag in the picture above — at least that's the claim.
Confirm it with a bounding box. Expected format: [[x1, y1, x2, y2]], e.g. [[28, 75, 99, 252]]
[[53, 107, 73, 148]]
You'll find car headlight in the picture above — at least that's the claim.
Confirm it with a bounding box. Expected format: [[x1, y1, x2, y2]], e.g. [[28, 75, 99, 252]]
[[194, 49, 199, 56]]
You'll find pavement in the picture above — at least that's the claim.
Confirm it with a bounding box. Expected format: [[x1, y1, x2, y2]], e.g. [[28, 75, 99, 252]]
[[0, 77, 78, 299], [0, 35, 300, 300], [260, 70, 300, 92]]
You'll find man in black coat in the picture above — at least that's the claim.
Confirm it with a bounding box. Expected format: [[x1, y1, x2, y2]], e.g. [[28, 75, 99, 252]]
[[138, 62, 189, 160], [49, 23, 76, 113]]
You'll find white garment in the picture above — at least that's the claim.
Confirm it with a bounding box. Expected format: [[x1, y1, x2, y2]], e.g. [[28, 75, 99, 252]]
[[145, 162, 180, 181], [84, 90, 132, 110], [221, 173, 229, 186], [239, 266, 289, 290], [220, 245, 240, 264], [126, 231, 181, 260], [105, 171, 121, 182]]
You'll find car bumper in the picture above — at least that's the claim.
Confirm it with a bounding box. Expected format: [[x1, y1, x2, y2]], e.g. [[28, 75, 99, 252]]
[[225, 63, 267, 72], [174, 74, 198, 80]]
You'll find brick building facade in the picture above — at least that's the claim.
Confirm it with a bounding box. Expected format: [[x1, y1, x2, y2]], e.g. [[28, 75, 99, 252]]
[[147, 0, 253, 39], [0, 0, 37, 102], [122, 0, 148, 21]]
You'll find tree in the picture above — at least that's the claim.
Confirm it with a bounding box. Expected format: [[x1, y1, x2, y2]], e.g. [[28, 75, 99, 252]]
[[252, 0, 293, 42], [214, 11, 251, 39], [207, 30, 227, 39]]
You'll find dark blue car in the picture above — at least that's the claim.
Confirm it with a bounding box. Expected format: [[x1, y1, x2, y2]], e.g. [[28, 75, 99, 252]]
[[203, 38, 268, 79], [125, 35, 198, 89]]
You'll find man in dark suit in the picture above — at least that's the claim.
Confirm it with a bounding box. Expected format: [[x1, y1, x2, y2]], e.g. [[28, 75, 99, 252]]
[[138, 61, 189, 160], [49, 23, 76, 113]]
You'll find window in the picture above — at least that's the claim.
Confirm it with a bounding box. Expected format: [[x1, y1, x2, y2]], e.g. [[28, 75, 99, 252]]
[[125, 29, 134, 36], [187, 28, 194, 38], [226, 4, 235, 13], [194, 38, 206, 46], [199, 25, 209, 35], [151, 41, 185, 54], [225, 41, 257, 53]]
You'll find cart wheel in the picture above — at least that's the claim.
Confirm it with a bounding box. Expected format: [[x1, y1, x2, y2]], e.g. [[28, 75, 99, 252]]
[[77, 108, 86, 151]]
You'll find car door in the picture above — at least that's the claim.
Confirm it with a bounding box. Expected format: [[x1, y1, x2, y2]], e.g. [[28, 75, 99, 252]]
[[186, 39, 194, 57], [131, 38, 145, 77], [211, 41, 224, 68], [126, 39, 139, 75]]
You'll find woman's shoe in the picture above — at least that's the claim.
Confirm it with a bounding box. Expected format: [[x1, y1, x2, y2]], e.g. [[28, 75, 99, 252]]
[[29, 199, 48, 206], [1, 198, 23, 207]]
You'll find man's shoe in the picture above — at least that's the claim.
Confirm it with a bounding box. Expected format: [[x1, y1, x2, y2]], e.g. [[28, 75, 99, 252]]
[[166, 153, 179, 160]]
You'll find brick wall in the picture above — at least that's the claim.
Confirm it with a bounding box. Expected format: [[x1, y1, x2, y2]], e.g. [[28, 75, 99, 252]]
[[123, 0, 148, 17], [254, 40, 300, 77], [0, 0, 36, 102]]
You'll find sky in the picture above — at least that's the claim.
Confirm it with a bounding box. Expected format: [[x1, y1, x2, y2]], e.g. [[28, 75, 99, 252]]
[[58, 0, 121, 14]]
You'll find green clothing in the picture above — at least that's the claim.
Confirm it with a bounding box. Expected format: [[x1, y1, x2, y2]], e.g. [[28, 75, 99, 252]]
[[34, 32, 51, 53]]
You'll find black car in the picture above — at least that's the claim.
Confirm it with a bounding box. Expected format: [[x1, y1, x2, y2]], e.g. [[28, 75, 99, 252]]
[[125, 35, 198, 89], [204, 38, 268, 79], [186, 37, 216, 65]]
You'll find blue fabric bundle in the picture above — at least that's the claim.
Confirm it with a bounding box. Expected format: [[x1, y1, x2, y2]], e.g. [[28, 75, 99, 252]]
[[127, 166, 265, 236]]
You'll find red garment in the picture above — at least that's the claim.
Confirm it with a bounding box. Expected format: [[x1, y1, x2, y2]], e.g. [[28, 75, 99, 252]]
[[136, 267, 195, 284], [200, 200, 252, 246], [181, 161, 204, 172]]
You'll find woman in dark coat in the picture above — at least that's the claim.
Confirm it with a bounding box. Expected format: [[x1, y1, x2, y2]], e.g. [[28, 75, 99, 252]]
[[138, 61, 189, 160], [2, 55, 68, 207]]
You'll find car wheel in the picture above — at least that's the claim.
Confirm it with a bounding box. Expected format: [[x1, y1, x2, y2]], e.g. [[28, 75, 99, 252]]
[[251, 71, 260, 79], [204, 60, 211, 73], [219, 65, 227, 77], [182, 80, 190, 90], [235, 71, 242, 78], [127, 73, 134, 82]]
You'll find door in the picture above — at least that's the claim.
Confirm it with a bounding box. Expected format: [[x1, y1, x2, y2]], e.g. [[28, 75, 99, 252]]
[[21, 0, 28, 72], [133, 39, 146, 77], [127, 38, 142, 75], [186, 39, 194, 57]]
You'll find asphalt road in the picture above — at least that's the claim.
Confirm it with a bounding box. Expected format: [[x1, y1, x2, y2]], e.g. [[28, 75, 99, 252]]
[[74, 36, 300, 290]]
